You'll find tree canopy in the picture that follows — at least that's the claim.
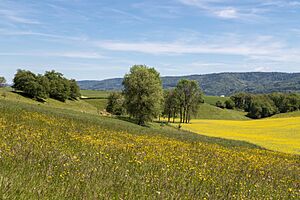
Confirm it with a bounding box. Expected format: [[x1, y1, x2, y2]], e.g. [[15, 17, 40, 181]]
[[175, 79, 202, 123], [230, 92, 300, 119], [122, 65, 163, 125], [13, 69, 81, 101]]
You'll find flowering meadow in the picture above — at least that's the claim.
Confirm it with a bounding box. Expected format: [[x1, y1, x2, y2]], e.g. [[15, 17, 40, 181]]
[[0, 99, 299, 199], [182, 117, 300, 155]]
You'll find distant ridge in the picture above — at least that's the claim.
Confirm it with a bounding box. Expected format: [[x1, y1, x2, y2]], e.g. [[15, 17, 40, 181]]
[[78, 72, 300, 96]]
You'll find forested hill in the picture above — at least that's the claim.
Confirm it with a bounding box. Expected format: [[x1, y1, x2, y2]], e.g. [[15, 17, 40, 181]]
[[78, 72, 300, 96]]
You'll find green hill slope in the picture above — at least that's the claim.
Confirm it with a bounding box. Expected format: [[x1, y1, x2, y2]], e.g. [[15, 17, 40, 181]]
[[80, 90, 111, 99], [83, 99, 108, 111], [197, 103, 249, 120], [203, 95, 229, 106], [271, 110, 300, 118], [0, 88, 249, 120], [0, 87, 98, 114], [0, 98, 299, 199]]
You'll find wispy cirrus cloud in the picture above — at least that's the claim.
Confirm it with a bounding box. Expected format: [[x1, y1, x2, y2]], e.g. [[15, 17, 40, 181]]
[[0, 8, 40, 24], [108, 8, 146, 22], [261, 0, 300, 8], [0, 29, 87, 41], [178, 0, 300, 20], [0, 51, 105, 59], [96, 35, 281, 56], [95, 34, 300, 64], [177, 0, 261, 20]]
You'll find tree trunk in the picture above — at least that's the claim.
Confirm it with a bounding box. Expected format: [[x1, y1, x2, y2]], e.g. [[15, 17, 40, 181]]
[[172, 109, 175, 123], [182, 107, 186, 123], [180, 107, 183, 123]]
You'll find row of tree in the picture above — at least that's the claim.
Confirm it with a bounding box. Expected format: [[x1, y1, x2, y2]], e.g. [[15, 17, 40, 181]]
[[162, 80, 202, 123], [230, 92, 300, 119], [13, 70, 81, 102], [106, 65, 203, 125]]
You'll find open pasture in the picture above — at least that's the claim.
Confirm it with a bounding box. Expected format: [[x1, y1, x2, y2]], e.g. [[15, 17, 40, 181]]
[[80, 90, 112, 99]]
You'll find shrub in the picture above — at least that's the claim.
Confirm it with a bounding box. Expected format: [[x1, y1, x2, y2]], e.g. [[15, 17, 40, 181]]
[[106, 92, 125, 115], [224, 99, 235, 109], [216, 100, 225, 109]]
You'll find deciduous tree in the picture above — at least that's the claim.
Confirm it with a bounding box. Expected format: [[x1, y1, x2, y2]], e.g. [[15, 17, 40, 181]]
[[123, 65, 163, 125], [175, 79, 202, 123]]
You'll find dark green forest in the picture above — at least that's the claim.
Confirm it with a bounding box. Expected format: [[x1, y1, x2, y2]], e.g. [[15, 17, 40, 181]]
[[78, 72, 300, 96]]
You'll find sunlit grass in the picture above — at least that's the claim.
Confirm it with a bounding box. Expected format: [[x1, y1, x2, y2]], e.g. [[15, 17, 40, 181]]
[[197, 103, 249, 120], [203, 95, 229, 105], [271, 110, 300, 118], [80, 90, 112, 98], [0, 99, 299, 199], [83, 99, 108, 111], [0, 87, 98, 114]]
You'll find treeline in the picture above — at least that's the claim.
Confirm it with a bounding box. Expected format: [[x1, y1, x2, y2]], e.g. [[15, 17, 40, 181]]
[[106, 65, 203, 125], [13, 70, 81, 102], [230, 92, 300, 119]]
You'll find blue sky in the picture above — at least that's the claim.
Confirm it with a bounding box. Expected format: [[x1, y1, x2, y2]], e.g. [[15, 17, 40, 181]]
[[1, 0, 300, 82]]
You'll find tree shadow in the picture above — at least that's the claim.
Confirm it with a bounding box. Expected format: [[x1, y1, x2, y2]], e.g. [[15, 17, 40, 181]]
[[12, 91, 46, 103], [115, 116, 152, 127]]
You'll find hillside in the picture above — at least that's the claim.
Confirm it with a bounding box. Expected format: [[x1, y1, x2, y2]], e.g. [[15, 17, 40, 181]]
[[78, 72, 300, 96], [271, 110, 300, 118], [203, 95, 229, 105], [0, 88, 249, 121], [197, 103, 248, 120], [0, 87, 98, 114], [0, 98, 299, 199]]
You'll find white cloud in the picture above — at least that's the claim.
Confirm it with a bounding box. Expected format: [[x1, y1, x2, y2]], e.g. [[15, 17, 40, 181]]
[[178, 0, 259, 20], [94, 34, 300, 65], [0, 52, 105, 59], [214, 8, 238, 19], [261, 0, 300, 8], [0, 9, 40, 24], [96, 36, 278, 57], [177, 0, 300, 20], [254, 66, 271, 72], [0, 29, 88, 41], [108, 8, 146, 22]]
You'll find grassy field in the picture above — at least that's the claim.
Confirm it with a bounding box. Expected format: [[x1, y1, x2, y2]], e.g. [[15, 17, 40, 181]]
[[80, 90, 110, 112], [83, 99, 108, 111], [271, 110, 300, 118], [203, 95, 229, 106], [80, 90, 112, 99], [197, 103, 249, 120], [0, 99, 299, 199], [0, 87, 97, 114], [182, 117, 300, 155]]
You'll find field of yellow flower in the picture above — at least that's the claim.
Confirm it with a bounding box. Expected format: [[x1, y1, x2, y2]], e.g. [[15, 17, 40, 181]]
[[182, 117, 300, 155], [0, 99, 299, 199]]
